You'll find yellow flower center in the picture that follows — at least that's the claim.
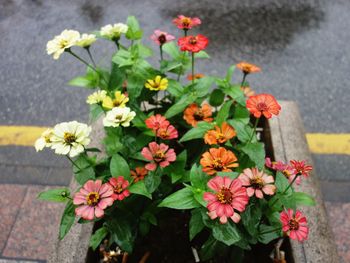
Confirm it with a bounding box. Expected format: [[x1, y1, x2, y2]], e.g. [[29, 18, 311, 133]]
[[250, 177, 264, 189], [44, 135, 51, 143], [154, 150, 165, 162], [217, 187, 233, 204], [59, 39, 69, 49], [283, 170, 291, 178], [193, 110, 204, 121], [212, 158, 223, 170], [64, 132, 76, 144], [113, 185, 123, 194], [181, 17, 192, 27], [216, 132, 225, 141], [288, 218, 300, 230], [86, 192, 100, 206], [189, 36, 197, 45]]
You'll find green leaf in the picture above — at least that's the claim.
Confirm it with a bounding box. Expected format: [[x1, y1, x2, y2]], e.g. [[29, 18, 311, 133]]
[[167, 79, 183, 97], [37, 188, 70, 202], [165, 94, 196, 118], [194, 77, 214, 97], [275, 172, 292, 194], [179, 122, 214, 142], [293, 192, 316, 206], [162, 42, 181, 59], [221, 84, 246, 106], [200, 236, 221, 261], [158, 187, 200, 209], [127, 74, 145, 100], [129, 181, 152, 199], [190, 164, 208, 189], [189, 209, 205, 240], [110, 154, 131, 181], [90, 226, 108, 250], [227, 119, 256, 143], [209, 89, 225, 107], [144, 170, 161, 193], [106, 215, 135, 253], [225, 65, 236, 82], [68, 76, 95, 89], [125, 16, 143, 40], [103, 128, 124, 155], [74, 167, 95, 185], [217, 171, 239, 179], [258, 224, 281, 244], [216, 101, 232, 126], [195, 50, 210, 59], [89, 104, 104, 122], [241, 142, 265, 169], [59, 201, 75, 240], [160, 61, 182, 74], [241, 203, 262, 237], [212, 222, 241, 246], [233, 105, 250, 124]]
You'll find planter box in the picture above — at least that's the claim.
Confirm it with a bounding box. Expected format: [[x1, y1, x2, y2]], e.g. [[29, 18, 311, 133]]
[[48, 101, 339, 263]]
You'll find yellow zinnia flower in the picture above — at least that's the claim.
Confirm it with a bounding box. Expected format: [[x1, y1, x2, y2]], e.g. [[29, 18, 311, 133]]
[[145, 76, 168, 91], [102, 91, 129, 109]]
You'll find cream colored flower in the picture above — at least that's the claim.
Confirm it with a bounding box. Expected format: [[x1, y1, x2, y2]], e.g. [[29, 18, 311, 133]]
[[102, 91, 129, 109], [87, 90, 107, 105], [46, 29, 80, 60], [76, 33, 97, 48], [50, 121, 91, 157], [100, 23, 128, 40], [103, 107, 136, 128], [34, 128, 53, 152]]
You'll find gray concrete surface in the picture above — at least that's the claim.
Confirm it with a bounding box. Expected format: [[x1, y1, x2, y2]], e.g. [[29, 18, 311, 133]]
[[0, 1, 349, 186]]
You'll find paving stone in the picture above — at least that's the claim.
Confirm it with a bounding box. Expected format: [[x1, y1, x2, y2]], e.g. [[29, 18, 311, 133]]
[[0, 259, 42, 263], [325, 202, 350, 263], [3, 185, 64, 261], [0, 185, 27, 253]]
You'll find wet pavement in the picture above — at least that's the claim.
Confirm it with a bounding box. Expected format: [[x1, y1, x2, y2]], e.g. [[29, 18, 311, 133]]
[[0, 0, 349, 262]]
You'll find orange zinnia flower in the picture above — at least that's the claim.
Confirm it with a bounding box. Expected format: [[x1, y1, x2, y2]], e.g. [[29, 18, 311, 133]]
[[241, 86, 255, 97], [204, 122, 236, 145], [236, 62, 261, 75], [131, 167, 148, 183], [246, 93, 281, 119], [200, 147, 239, 175], [183, 103, 213, 127], [187, 73, 205, 81]]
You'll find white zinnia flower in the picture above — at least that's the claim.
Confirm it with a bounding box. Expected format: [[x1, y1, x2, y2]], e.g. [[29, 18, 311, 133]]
[[103, 107, 136, 128], [76, 33, 97, 48], [50, 121, 91, 157], [46, 29, 80, 60], [86, 90, 107, 105], [34, 128, 53, 152], [100, 23, 128, 40]]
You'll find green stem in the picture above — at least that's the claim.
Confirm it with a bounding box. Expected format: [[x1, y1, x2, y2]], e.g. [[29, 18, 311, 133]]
[[66, 155, 81, 171], [191, 52, 195, 85], [160, 45, 164, 61], [184, 29, 188, 37], [85, 47, 96, 68], [283, 174, 300, 194], [240, 73, 247, 88], [248, 118, 259, 143]]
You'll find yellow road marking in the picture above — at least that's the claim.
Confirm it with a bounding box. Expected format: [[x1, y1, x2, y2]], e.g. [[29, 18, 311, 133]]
[[306, 133, 350, 155], [0, 126, 349, 155], [0, 126, 48, 146]]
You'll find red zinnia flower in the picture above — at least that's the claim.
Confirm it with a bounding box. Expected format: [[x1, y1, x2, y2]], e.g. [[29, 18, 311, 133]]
[[145, 114, 170, 131], [156, 124, 178, 140], [131, 167, 148, 183], [178, 34, 208, 53], [203, 176, 249, 224], [141, 142, 176, 171], [246, 93, 281, 119], [172, 15, 201, 30], [108, 176, 130, 201], [290, 160, 313, 178], [280, 209, 309, 242]]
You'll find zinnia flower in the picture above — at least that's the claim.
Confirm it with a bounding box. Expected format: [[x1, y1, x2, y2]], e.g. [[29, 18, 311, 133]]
[[156, 124, 178, 140], [35, 128, 53, 152], [100, 23, 128, 40], [145, 114, 170, 131], [102, 91, 129, 109], [73, 180, 114, 220], [145, 76, 168, 91], [187, 73, 205, 81], [46, 29, 80, 60], [108, 176, 130, 201], [236, 62, 261, 75], [76, 33, 97, 48], [265, 158, 301, 185], [141, 142, 176, 171], [200, 147, 239, 175], [183, 103, 213, 127], [246, 94, 281, 119], [103, 107, 136, 128], [280, 209, 309, 242], [86, 90, 107, 105], [151, 30, 175, 45], [50, 121, 91, 157], [290, 160, 313, 178], [203, 176, 249, 224], [178, 34, 208, 53], [241, 86, 255, 97], [204, 122, 236, 145], [131, 167, 148, 182], [238, 168, 276, 198], [172, 15, 201, 30]]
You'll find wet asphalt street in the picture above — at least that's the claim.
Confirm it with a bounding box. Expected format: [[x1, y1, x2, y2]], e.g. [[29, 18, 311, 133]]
[[0, 0, 349, 197]]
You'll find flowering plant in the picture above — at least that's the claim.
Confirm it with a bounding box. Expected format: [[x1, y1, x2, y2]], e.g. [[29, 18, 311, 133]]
[[37, 15, 315, 261]]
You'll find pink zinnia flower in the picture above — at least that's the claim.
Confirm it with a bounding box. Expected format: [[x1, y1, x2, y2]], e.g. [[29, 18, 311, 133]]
[[265, 158, 301, 185], [172, 15, 201, 30], [156, 124, 178, 140], [151, 30, 175, 46], [73, 180, 114, 220], [203, 176, 249, 224], [238, 168, 276, 199], [145, 114, 170, 131], [141, 142, 176, 171], [280, 209, 309, 242], [290, 160, 313, 178], [108, 176, 130, 201]]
